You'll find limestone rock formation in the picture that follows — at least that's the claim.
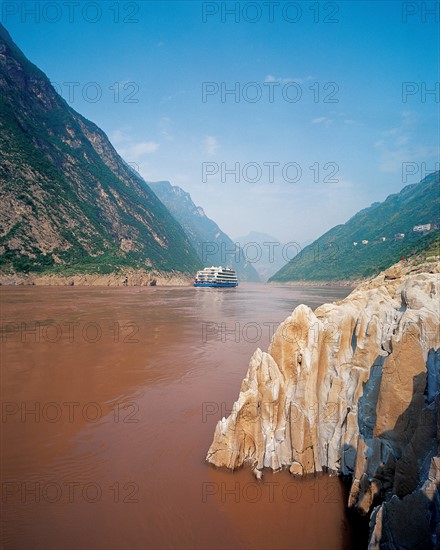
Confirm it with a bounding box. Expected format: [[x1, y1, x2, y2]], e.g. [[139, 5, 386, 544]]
[[207, 261, 440, 547]]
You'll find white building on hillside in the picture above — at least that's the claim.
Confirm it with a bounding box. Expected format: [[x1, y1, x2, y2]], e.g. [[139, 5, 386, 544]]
[[413, 224, 432, 232]]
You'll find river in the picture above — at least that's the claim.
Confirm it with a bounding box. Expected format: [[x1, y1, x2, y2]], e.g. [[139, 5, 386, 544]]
[[1, 283, 357, 549]]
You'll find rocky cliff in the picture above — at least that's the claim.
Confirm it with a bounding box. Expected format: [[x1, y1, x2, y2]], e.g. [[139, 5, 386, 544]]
[[207, 261, 440, 547], [0, 24, 201, 276]]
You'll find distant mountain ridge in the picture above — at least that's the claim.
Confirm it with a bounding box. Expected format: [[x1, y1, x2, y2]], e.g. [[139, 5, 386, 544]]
[[148, 181, 260, 281], [0, 24, 201, 276], [270, 171, 440, 282], [234, 231, 287, 281]]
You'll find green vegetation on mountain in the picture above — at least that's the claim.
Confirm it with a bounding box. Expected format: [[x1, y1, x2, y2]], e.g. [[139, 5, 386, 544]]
[[403, 232, 440, 264], [149, 181, 260, 281], [0, 24, 201, 276], [270, 171, 440, 282]]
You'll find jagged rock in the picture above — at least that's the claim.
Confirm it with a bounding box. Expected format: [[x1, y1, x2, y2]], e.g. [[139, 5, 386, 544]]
[[206, 261, 440, 547], [383, 264, 403, 281], [368, 456, 440, 549]]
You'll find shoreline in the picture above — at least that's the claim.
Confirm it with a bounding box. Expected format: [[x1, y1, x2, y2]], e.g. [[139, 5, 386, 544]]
[[0, 271, 360, 288], [268, 279, 359, 288], [0, 269, 193, 287], [3, 259, 432, 288], [266, 258, 438, 288]]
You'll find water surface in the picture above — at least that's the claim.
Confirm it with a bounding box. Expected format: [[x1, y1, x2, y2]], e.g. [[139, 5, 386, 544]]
[[1, 283, 354, 549]]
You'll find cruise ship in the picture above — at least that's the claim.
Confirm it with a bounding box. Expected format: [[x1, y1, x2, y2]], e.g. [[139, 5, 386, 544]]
[[193, 266, 238, 288]]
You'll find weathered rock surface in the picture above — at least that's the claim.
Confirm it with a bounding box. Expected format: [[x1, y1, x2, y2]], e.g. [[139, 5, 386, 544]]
[[207, 261, 440, 547], [0, 269, 191, 286]]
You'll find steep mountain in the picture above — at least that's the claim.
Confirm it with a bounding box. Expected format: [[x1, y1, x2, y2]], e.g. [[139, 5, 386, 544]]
[[235, 230, 287, 281], [148, 181, 260, 281], [0, 24, 201, 276], [270, 171, 440, 282]]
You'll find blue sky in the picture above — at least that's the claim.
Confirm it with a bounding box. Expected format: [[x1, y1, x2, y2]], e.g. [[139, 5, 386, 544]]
[[3, 1, 439, 243]]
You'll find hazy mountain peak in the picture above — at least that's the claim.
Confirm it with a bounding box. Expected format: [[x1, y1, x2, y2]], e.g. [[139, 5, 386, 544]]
[[235, 230, 281, 244], [148, 181, 260, 281]]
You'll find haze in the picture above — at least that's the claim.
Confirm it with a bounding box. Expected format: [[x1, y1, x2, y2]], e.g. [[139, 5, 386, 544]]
[[5, 0, 439, 243]]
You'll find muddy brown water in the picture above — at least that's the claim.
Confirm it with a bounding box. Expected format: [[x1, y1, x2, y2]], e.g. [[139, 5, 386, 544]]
[[1, 283, 357, 549]]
